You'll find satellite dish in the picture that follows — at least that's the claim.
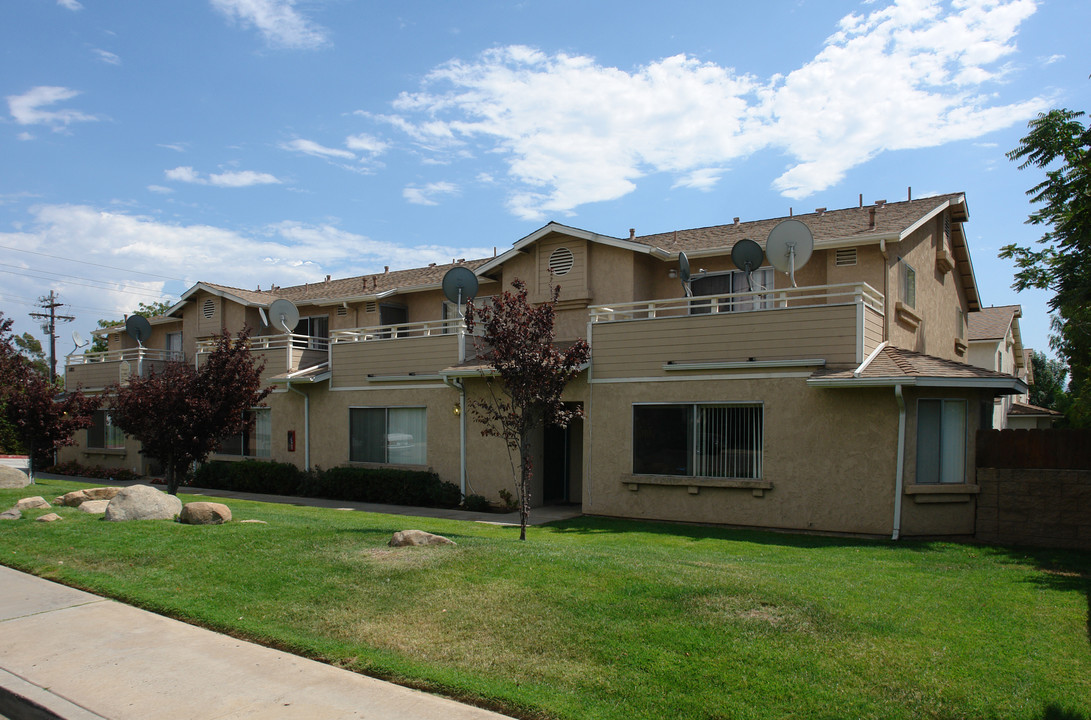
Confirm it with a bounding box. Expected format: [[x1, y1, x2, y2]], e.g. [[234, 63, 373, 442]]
[[441, 267, 479, 315], [125, 315, 152, 345], [731, 238, 764, 292], [269, 299, 299, 334], [678, 252, 693, 297], [72, 331, 88, 349], [765, 219, 814, 288], [258, 307, 269, 327]]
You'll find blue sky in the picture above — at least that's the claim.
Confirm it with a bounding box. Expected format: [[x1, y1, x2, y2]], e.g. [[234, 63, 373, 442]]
[[2, 0, 1089, 362]]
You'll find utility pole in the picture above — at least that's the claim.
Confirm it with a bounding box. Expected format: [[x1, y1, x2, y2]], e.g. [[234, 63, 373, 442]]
[[29, 291, 76, 383]]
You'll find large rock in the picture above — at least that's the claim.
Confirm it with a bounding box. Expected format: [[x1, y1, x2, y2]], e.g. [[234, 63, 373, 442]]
[[179, 502, 232, 525], [78, 500, 110, 514], [14, 496, 50, 511], [0, 466, 30, 489], [104, 485, 182, 522], [57, 487, 122, 507], [35, 513, 62, 523], [388, 529, 456, 547], [0, 508, 20, 520]]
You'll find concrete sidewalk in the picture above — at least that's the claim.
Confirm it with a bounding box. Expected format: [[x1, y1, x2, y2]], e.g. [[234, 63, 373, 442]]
[[31, 473, 584, 527], [0, 565, 513, 719]]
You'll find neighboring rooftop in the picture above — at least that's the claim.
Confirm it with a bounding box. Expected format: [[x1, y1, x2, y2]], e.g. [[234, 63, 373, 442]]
[[968, 305, 1022, 342]]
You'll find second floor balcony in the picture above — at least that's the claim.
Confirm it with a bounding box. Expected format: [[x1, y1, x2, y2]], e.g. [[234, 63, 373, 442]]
[[196, 333, 330, 385], [65, 348, 184, 392], [588, 282, 885, 380], [329, 318, 473, 389]]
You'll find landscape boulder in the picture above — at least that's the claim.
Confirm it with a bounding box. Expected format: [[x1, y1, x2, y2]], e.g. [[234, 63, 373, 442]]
[[35, 513, 62, 523], [14, 497, 50, 511], [104, 485, 182, 522], [0, 508, 20, 520], [0, 466, 30, 489], [58, 487, 121, 507], [179, 502, 232, 525], [78, 500, 110, 514], [388, 529, 456, 547]]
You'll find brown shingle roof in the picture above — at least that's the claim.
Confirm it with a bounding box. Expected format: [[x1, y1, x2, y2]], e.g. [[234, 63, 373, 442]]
[[811, 346, 1021, 384], [1008, 402, 1063, 417], [967, 305, 1020, 341], [631, 193, 965, 254]]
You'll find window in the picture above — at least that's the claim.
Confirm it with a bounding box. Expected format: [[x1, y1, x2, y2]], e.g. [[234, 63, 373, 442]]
[[902, 262, 916, 308], [916, 399, 966, 484], [87, 410, 125, 450], [165, 331, 183, 360], [955, 308, 965, 340], [293, 315, 329, 349], [632, 403, 762, 479], [217, 408, 271, 458], [690, 268, 775, 314], [350, 407, 427, 465]]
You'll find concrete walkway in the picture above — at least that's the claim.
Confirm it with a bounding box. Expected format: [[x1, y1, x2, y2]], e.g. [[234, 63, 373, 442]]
[[31, 473, 584, 527], [0, 565, 514, 719]]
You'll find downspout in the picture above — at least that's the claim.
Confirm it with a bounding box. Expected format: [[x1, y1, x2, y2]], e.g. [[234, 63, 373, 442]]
[[879, 237, 890, 342], [892, 384, 906, 541], [442, 375, 467, 498], [286, 380, 310, 471]]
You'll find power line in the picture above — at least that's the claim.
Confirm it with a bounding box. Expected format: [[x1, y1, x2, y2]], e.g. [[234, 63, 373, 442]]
[[0, 243, 186, 282], [0, 261, 176, 296], [0, 267, 177, 301]]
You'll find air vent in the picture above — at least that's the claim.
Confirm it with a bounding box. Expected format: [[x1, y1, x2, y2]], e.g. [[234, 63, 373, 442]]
[[835, 248, 857, 266], [365, 301, 377, 313], [336, 306, 348, 317], [202, 298, 215, 319], [548, 247, 574, 276]]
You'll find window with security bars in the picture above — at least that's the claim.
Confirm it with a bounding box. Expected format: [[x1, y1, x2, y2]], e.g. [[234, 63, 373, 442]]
[[632, 403, 763, 479]]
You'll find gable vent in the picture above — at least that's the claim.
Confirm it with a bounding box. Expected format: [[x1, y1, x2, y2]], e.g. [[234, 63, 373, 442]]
[[336, 306, 348, 317], [202, 298, 215, 319], [548, 247, 574, 276], [835, 248, 857, 267], [365, 301, 378, 313]]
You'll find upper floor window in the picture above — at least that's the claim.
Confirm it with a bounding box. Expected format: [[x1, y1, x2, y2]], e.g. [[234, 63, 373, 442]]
[[902, 262, 916, 308], [690, 268, 775, 314], [166, 331, 183, 360], [293, 315, 329, 349], [955, 308, 965, 340]]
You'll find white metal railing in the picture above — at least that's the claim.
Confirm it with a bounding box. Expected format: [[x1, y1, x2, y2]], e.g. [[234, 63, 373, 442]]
[[195, 333, 329, 354], [67, 348, 184, 365], [330, 317, 474, 343], [589, 282, 884, 323]]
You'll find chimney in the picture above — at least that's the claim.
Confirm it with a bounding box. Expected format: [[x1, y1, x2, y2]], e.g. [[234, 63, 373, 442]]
[[815, 207, 826, 216], [859, 193, 863, 208], [428, 262, 436, 267], [629, 228, 635, 240], [493, 246, 497, 257], [875, 199, 886, 207], [789, 207, 793, 217], [733, 217, 740, 226], [384, 266, 389, 274], [458, 258, 465, 263], [868, 207, 876, 229], [907, 186, 912, 201], [325, 275, 330, 283]]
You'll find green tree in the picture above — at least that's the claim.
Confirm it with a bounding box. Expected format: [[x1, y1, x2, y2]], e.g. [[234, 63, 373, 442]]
[[14, 332, 50, 378], [1027, 348, 1069, 413], [1000, 108, 1091, 427], [90, 300, 174, 353]]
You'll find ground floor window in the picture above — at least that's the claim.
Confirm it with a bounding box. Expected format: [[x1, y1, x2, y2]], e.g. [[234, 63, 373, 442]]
[[350, 407, 427, 465], [916, 399, 966, 484], [218, 408, 271, 458], [632, 403, 763, 479], [87, 410, 126, 450]]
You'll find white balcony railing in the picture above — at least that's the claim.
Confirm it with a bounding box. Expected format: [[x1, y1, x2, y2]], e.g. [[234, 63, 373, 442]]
[[589, 282, 884, 323], [330, 317, 472, 343], [66, 348, 184, 365]]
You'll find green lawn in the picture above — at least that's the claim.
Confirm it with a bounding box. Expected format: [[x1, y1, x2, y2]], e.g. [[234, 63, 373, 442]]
[[2, 477, 1089, 720]]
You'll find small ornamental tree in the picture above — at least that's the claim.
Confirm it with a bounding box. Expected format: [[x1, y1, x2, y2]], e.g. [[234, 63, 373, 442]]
[[0, 312, 99, 477], [109, 328, 270, 494], [466, 279, 590, 540]]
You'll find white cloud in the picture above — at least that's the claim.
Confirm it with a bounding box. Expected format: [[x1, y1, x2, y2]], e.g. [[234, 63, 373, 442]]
[[165, 165, 281, 187], [6, 86, 99, 131], [381, 0, 1043, 218], [147, 185, 174, 194], [345, 133, 388, 156], [1042, 54, 1064, 65], [403, 181, 459, 206], [281, 138, 355, 160], [17, 132, 34, 141], [209, 0, 328, 49], [93, 48, 121, 65], [157, 143, 188, 152], [57, 0, 82, 10]]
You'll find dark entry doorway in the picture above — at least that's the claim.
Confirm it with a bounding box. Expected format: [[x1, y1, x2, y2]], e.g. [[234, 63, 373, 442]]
[[542, 403, 582, 504]]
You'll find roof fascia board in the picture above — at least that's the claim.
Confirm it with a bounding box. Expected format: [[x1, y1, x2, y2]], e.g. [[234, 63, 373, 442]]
[[179, 282, 268, 309], [808, 376, 1027, 393], [476, 222, 649, 275]]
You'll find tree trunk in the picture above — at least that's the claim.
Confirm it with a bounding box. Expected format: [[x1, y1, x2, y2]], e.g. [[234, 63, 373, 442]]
[[519, 436, 532, 541], [166, 452, 178, 495]]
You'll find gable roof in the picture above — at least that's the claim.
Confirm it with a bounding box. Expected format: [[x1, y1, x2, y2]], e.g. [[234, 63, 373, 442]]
[[967, 305, 1020, 341], [808, 345, 1026, 394]]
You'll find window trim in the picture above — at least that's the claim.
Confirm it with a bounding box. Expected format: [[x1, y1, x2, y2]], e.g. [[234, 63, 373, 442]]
[[915, 398, 967, 485]]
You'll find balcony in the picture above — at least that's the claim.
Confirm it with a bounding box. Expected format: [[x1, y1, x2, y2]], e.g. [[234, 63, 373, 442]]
[[65, 348, 184, 392], [329, 318, 472, 389], [588, 283, 884, 380], [195, 333, 330, 385]]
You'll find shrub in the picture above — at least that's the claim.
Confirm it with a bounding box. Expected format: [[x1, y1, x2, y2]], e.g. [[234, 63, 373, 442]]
[[193, 460, 304, 496], [44, 460, 141, 483], [461, 493, 493, 512], [497, 488, 518, 512]]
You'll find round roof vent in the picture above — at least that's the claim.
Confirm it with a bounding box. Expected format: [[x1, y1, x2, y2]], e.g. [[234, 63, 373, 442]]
[[548, 247, 574, 276]]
